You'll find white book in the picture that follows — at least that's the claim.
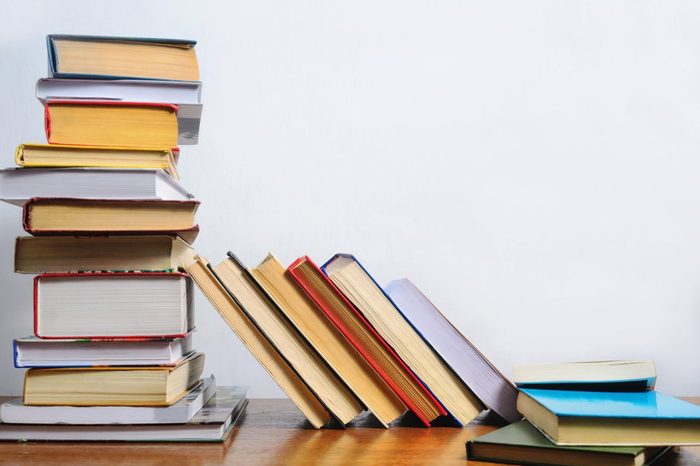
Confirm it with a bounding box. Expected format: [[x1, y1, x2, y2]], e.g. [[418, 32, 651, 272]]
[[13, 334, 194, 368], [0, 168, 193, 206], [35, 273, 194, 339], [36, 78, 202, 145], [0, 377, 215, 425]]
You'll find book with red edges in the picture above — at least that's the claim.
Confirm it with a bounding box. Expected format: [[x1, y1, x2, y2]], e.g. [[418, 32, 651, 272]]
[[22, 198, 200, 244], [34, 271, 194, 339], [287, 256, 447, 427]]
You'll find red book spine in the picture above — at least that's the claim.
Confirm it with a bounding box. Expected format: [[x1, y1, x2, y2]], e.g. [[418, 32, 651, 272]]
[[288, 256, 446, 426], [34, 271, 190, 340]]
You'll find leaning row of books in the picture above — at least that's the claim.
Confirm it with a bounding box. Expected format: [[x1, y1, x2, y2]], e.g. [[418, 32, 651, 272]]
[[0, 35, 246, 442], [468, 360, 700, 466]]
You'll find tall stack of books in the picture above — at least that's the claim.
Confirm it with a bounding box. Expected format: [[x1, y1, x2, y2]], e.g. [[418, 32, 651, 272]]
[[185, 252, 522, 428], [467, 360, 700, 465], [0, 35, 246, 441]]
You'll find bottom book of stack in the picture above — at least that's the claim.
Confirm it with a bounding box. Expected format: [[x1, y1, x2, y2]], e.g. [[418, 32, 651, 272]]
[[0, 377, 248, 442]]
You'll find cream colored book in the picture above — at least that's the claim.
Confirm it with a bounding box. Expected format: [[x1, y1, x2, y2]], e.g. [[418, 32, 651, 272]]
[[250, 253, 406, 428], [14, 235, 195, 274], [184, 256, 331, 429], [323, 254, 485, 426], [23, 352, 204, 406]]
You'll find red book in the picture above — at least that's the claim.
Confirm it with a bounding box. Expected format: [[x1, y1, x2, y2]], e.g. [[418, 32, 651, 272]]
[[34, 272, 194, 340], [287, 256, 447, 427]]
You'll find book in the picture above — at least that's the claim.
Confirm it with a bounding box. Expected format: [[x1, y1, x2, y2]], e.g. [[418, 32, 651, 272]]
[[15, 144, 179, 179], [14, 235, 195, 274], [466, 420, 670, 466], [0, 168, 191, 206], [36, 79, 202, 144], [0, 386, 247, 442], [45, 101, 179, 147], [184, 256, 331, 429], [1, 376, 215, 424], [23, 352, 204, 406], [287, 256, 446, 427], [212, 254, 364, 425], [13, 334, 193, 368], [34, 272, 194, 339], [323, 255, 484, 426], [250, 253, 406, 427], [22, 198, 200, 243], [518, 388, 700, 445], [385, 278, 521, 423], [47, 35, 199, 81], [513, 360, 657, 391]]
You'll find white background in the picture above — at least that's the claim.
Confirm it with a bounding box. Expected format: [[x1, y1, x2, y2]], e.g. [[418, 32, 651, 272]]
[[1, 1, 699, 397]]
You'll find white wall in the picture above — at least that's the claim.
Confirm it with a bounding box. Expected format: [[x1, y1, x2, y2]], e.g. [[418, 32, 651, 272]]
[[1, 1, 699, 398]]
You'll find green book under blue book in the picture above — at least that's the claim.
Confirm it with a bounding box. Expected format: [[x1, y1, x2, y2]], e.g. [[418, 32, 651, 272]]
[[518, 388, 700, 446], [467, 420, 670, 466]]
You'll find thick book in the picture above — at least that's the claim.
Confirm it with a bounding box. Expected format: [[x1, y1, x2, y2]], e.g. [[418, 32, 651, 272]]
[[23, 352, 204, 406], [13, 334, 193, 368], [323, 254, 484, 427], [0, 386, 246, 442], [212, 254, 364, 425], [518, 388, 700, 445], [36, 79, 202, 144], [45, 101, 180, 147], [14, 235, 195, 274], [15, 144, 180, 179], [47, 35, 199, 81], [287, 256, 446, 427], [513, 360, 657, 391], [0, 168, 191, 206], [1, 376, 215, 425], [34, 272, 194, 339], [250, 253, 406, 428], [184, 256, 331, 429], [22, 198, 200, 243], [466, 420, 670, 466], [385, 278, 521, 423]]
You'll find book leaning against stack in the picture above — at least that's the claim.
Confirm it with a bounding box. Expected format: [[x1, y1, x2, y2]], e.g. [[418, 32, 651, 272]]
[[0, 34, 246, 442]]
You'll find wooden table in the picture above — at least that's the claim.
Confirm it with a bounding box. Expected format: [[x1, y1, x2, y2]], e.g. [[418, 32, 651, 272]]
[[1, 399, 700, 465]]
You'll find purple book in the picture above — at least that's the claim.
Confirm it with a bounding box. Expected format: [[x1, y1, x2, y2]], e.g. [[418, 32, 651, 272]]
[[385, 278, 521, 423]]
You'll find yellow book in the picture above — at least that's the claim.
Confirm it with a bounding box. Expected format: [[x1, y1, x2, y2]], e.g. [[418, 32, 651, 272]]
[[46, 101, 179, 148], [23, 352, 204, 406], [49, 35, 199, 81], [15, 144, 179, 179]]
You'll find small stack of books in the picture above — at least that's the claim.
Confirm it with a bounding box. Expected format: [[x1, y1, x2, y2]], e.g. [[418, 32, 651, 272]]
[[467, 360, 700, 465], [0, 35, 246, 441], [185, 252, 521, 428]]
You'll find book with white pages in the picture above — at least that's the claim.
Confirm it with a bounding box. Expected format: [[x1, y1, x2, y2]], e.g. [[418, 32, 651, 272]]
[[0, 385, 248, 442], [0, 377, 215, 425], [0, 168, 193, 206], [13, 334, 193, 368], [36, 78, 202, 144]]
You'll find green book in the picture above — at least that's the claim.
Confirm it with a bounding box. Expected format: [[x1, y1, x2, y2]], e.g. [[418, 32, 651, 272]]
[[466, 421, 670, 466]]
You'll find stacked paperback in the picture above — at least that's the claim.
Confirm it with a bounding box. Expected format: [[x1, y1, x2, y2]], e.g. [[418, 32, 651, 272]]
[[184, 252, 521, 428], [467, 360, 700, 465], [0, 35, 246, 441]]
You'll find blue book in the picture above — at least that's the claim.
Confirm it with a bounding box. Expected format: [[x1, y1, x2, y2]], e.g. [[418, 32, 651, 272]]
[[519, 388, 700, 446], [47, 35, 198, 81]]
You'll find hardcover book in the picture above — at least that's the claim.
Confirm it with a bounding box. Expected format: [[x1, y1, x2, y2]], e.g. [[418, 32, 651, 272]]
[[518, 388, 700, 445], [466, 420, 670, 466], [288, 256, 446, 427], [47, 34, 199, 81], [323, 254, 484, 427], [513, 360, 657, 391]]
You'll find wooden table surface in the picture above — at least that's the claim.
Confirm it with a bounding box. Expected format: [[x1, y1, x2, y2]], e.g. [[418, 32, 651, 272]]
[[1, 398, 699, 465]]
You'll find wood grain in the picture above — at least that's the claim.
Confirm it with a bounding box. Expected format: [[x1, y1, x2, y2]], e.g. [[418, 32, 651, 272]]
[[0, 398, 699, 465]]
